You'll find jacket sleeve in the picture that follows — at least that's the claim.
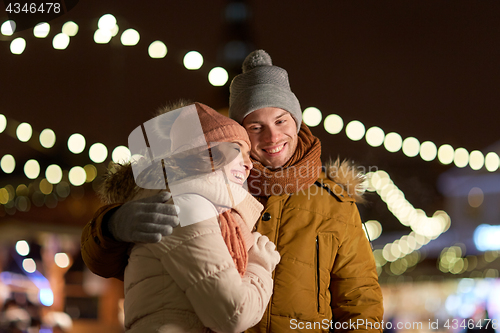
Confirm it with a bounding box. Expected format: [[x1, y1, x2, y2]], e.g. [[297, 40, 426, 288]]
[[149, 194, 273, 333], [81, 203, 131, 280], [329, 204, 384, 333]]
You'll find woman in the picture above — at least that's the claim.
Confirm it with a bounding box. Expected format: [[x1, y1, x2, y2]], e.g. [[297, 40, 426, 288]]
[[99, 102, 280, 333]]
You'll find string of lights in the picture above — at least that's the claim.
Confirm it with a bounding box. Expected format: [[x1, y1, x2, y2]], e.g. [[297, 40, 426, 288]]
[[362, 169, 451, 276], [302, 107, 500, 172], [2, 14, 498, 171]]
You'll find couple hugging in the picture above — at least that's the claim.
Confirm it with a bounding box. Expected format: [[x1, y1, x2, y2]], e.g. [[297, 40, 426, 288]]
[[81, 50, 383, 333]]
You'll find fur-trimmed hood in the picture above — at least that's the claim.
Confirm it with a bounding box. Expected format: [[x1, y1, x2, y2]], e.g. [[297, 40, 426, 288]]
[[98, 157, 367, 205], [324, 158, 367, 204], [98, 162, 140, 205]]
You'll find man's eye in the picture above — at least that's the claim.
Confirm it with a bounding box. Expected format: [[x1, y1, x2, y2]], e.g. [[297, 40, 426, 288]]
[[276, 119, 285, 124]]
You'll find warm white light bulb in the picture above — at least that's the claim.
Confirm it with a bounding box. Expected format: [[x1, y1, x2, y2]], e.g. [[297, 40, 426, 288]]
[[62, 21, 79, 36], [345, 120, 365, 141], [208, 67, 229, 86], [121, 29, 140, 46], [89, 143, 108, 163], [183, 51, 203, 70], [302, 107, 322, 127], [69, 166, 86, 186], [67, 133, 86, 154], [324, 114, 343, 135], [33, 22, 50, 38], [52, 33, 70, 50], [148, 40, 167, 58], [383, 132, 402, 153], [365, 127, 385, 147], [39, 128, 56, 148]]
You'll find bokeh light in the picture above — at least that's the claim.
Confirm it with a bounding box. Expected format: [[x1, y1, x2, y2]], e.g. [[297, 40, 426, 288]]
[[112, 146, 131, 163], [437, 144, 454, 165], [365, 127, 385, 147], [69, 166, 86, 186], [22, 258, 36, 273], [324, 114, 343, 135], [302, 107, 322, 127], [39, 129, 56, 148], [45, 165, 63, 184], [23, 258, 36, 273], [89, 143, 108, 163], [16, 184, 28, 197], [110, 24, 119, 37], [419, 141, 437, 161], [1, 20, 15, 36], [454, 148, 469, 168], [94, 29, 112, 44], [0, 188, 9, 204], [402, 137, 420, 157], [52, 33, 70, 50], [208, 67, 229, 86], [39, 288, 54, 307], [120, 28, 140, 46], [0, 114, 6, 133], [54, 253, 70, 268], [84, 164, 97, 182], [485, 152, 500, 172], [15, 240, 30, 256], [98, 14, 116, 30], [468, 150, 484, 170], [10, 37, 26, 55], [345, 120, 365, 141], [33, 22, 50, 38], [67, 133, 86, 154], [24, 160, 40, 179], [183, 51, 203, 70], [1, 155, 15, 173], [468, 187, 484, 208], [364, 220, 382, 240], [62, 21, 79, 36], [383, 132, 402, 153], [39, 179, 53, 195], [148, 40, 167, 58], [16, 122, 32, 142]]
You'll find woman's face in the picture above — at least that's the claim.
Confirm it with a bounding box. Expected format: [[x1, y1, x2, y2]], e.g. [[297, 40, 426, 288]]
[[222, 140, 252, 186]]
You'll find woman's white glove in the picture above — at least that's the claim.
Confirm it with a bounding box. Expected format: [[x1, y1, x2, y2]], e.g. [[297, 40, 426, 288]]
[[247, 232, 281, 272]]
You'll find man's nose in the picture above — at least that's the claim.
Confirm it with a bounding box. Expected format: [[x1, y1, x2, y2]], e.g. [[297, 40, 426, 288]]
[[262, 126, 280, 143]]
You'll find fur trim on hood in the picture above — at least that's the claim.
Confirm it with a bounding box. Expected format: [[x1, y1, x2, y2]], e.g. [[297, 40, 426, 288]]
[[98, 158, 367, 205], [98, 162, 140, 205], [324, 158, 367, 204]]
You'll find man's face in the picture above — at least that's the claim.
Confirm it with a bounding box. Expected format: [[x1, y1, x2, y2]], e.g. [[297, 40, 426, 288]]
[[242, 107, 298, 169]]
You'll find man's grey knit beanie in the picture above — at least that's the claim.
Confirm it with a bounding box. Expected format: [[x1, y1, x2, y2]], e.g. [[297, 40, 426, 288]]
[[229, 50, 302, 133]]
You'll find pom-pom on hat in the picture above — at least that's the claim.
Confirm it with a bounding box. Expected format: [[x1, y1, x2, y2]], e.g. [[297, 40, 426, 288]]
[[229, 50, 302, 132]]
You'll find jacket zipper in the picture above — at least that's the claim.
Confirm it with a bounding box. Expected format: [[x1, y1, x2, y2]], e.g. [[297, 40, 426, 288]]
[[316, 236, 320, 313]]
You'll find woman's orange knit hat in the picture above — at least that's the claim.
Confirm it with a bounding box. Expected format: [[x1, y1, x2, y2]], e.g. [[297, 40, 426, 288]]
[[170, 102, 251, 154]]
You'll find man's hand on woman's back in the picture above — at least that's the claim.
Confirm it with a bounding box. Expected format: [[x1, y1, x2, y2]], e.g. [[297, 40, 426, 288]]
[[106, 192, 180, 243]]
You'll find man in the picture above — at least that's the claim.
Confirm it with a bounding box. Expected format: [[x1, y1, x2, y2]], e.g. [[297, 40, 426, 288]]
[[81, 50, 383, 332]]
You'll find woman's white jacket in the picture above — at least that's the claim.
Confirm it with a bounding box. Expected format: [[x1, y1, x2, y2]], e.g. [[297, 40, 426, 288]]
[[123, 176, 272, 333]]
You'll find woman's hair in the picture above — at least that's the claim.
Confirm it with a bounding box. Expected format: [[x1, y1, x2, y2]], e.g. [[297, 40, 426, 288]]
[[147, 144, 234, 184]]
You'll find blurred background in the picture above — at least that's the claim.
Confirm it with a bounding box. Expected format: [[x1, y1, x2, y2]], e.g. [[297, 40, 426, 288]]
[[0, 0, 499, 332]]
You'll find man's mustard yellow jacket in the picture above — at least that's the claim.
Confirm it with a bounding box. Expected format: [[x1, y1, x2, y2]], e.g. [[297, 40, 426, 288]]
[[81, 160, 384, 333]]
